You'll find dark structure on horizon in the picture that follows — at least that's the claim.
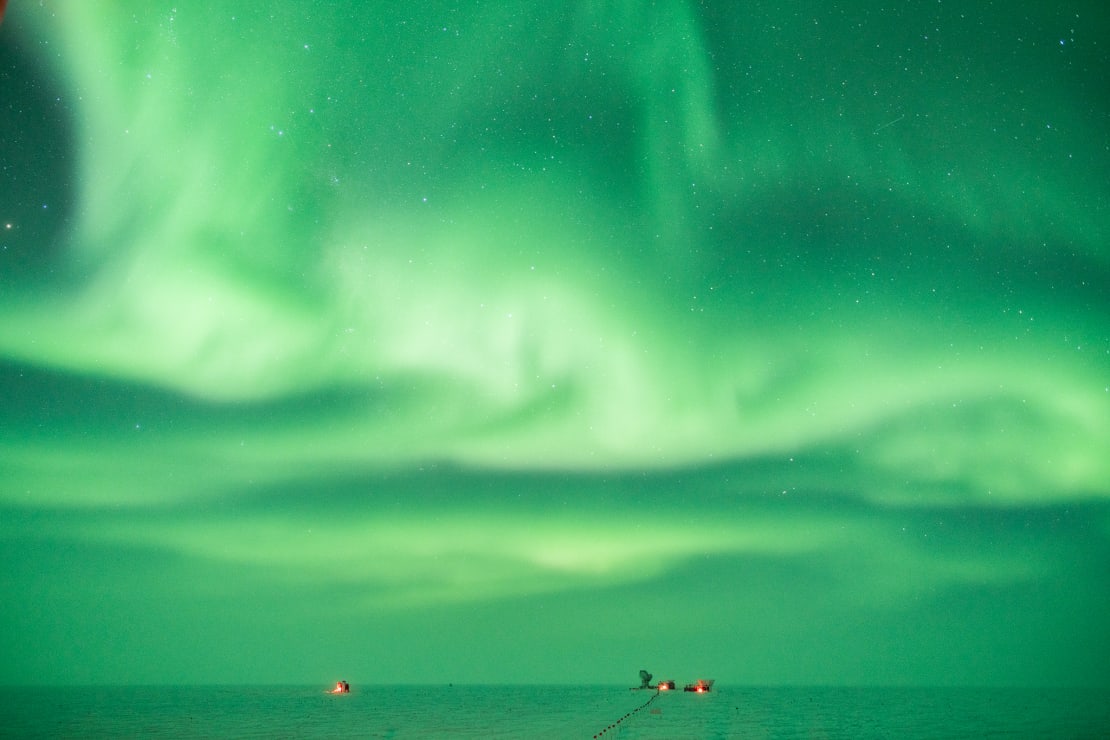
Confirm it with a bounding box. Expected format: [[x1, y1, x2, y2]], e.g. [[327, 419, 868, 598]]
[[634, 669, 676, 691]]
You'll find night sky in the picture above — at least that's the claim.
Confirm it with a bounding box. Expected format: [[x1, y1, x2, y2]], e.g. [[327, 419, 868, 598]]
[[2, 2, 1108, 688]]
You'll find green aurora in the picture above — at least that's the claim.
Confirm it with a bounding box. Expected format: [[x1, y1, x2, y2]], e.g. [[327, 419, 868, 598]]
[[1, 2, 1107, 687]]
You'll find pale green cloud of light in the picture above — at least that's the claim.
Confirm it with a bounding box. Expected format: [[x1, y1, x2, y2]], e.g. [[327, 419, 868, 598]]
[[1, 0, 1107, 687]]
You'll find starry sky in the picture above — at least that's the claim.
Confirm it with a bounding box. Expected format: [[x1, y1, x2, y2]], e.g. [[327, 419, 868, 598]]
[[1, 2, 1108, 688]]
